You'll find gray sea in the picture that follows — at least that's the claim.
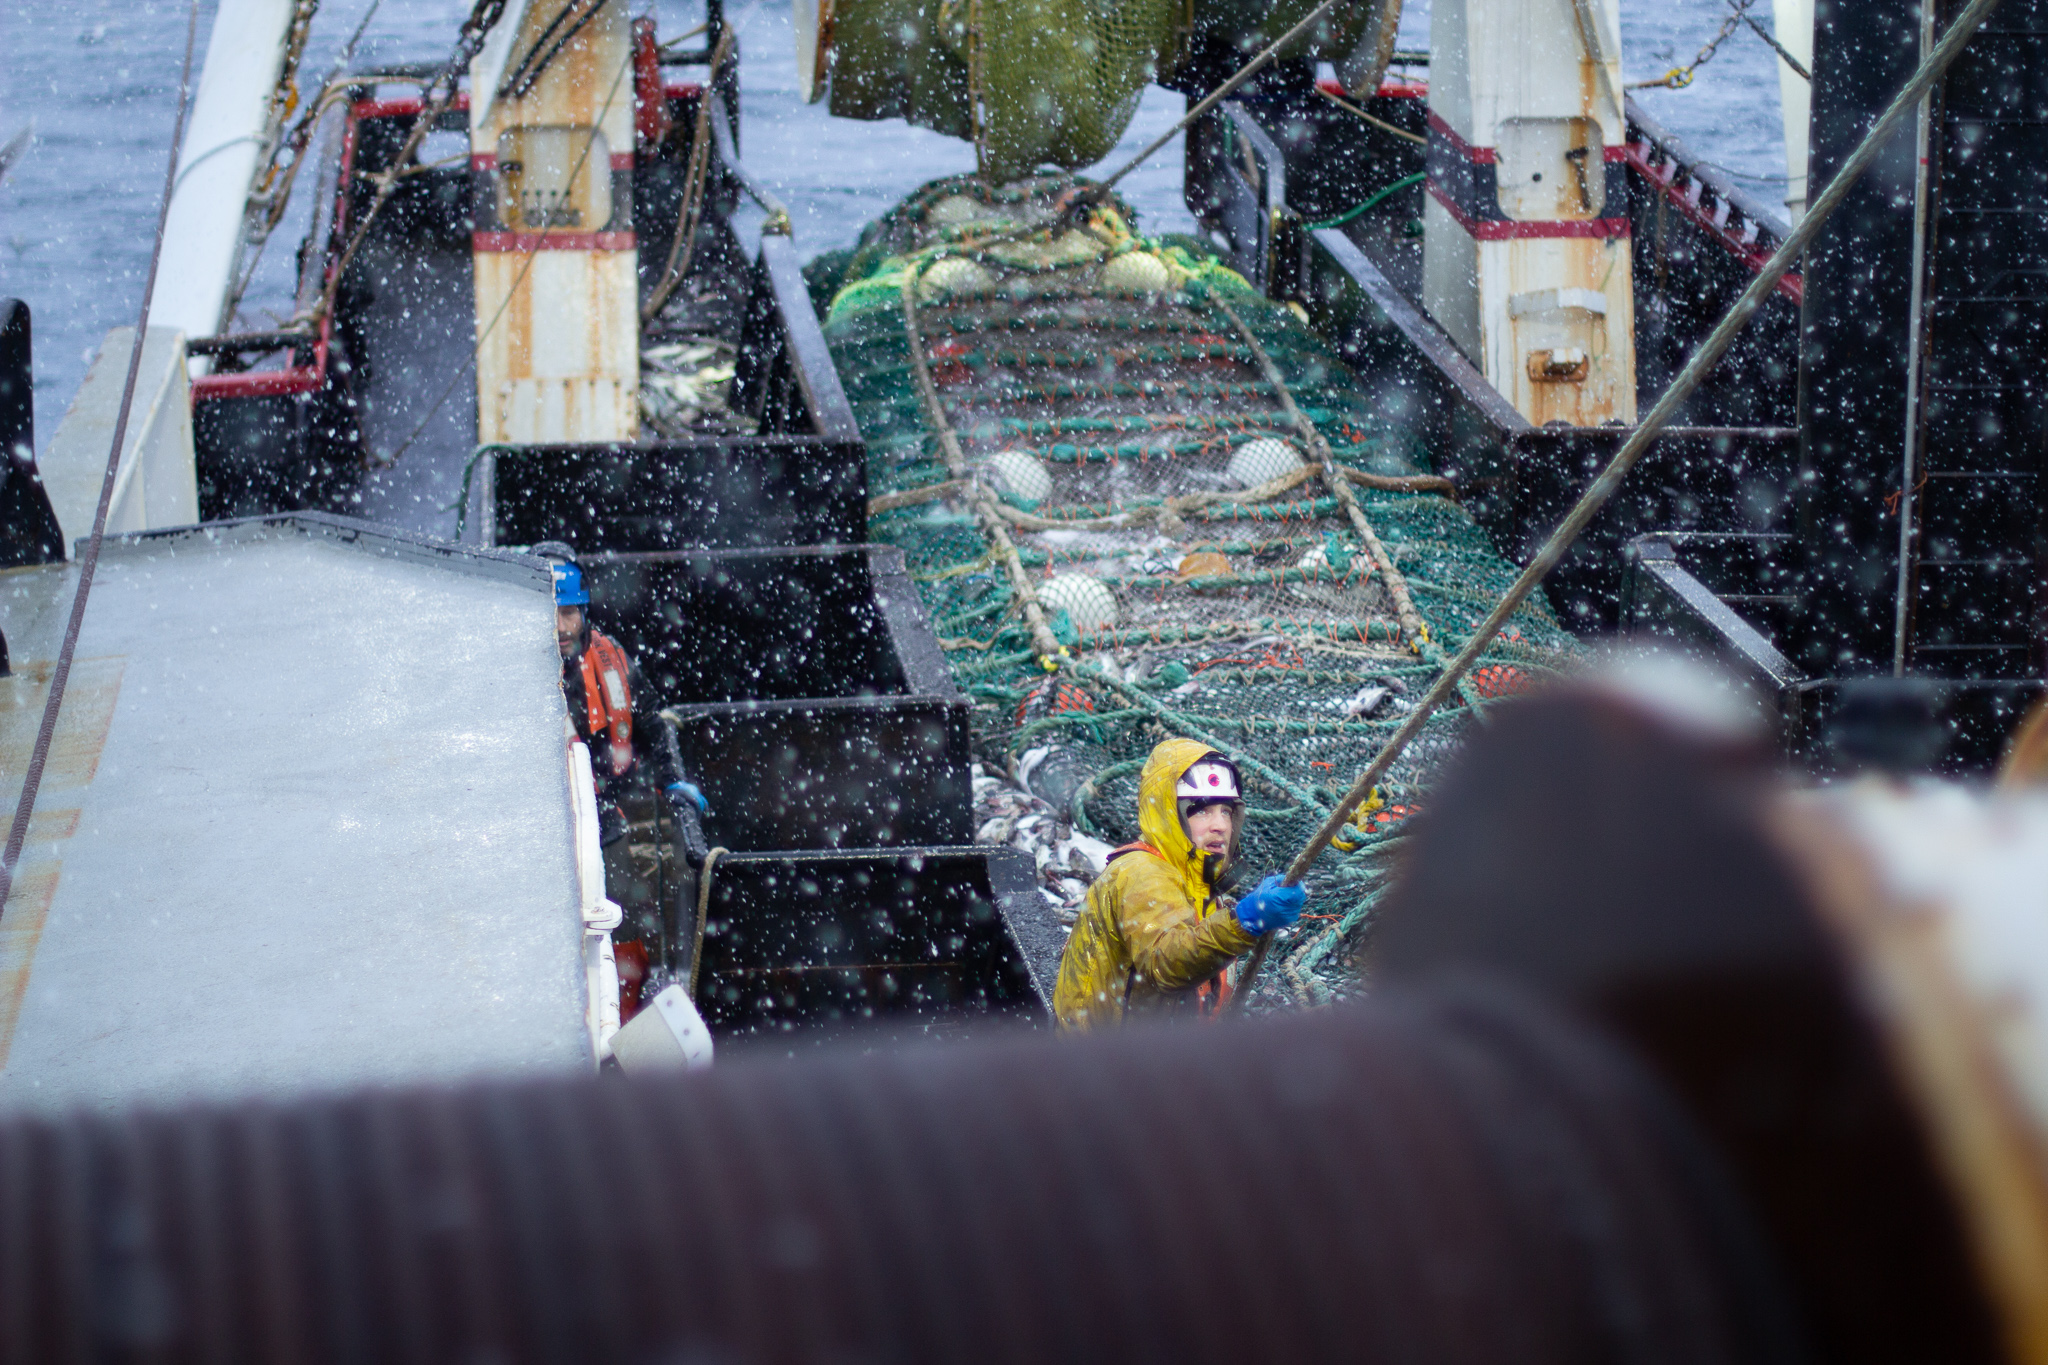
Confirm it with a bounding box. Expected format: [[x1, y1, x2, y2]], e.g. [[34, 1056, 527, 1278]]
[[0, 0, 1793, 441]]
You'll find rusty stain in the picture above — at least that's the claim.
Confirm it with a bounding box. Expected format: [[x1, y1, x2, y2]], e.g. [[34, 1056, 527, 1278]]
[[0, 655, 120, 1059], [473, 0, 639, 445], [476, 255, 638, 442], [1493, 233, 1634, 427], [24, 809, 78, 844], [1432, 1, 1633, 430], [0, 657, 127, 796], [0, 860, 59, 1068]]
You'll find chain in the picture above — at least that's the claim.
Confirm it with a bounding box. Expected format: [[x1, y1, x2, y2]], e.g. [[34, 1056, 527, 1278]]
[[1627, 0, 1753, 90], [257, 0, 324, 186], [249, 0, 389, 239], [215, 0, 329, 331]]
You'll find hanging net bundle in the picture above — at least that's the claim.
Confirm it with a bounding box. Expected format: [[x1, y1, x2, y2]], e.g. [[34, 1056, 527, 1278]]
[[817, 0, 1393, 181]]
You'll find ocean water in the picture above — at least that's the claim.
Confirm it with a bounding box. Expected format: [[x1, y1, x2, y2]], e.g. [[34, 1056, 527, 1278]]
[[0, 0, 1794, 442]]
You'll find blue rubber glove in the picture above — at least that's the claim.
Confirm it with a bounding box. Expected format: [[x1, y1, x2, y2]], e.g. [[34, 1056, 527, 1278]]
[[666, 780, 709, 814], [1234, 874, 1306, 936]]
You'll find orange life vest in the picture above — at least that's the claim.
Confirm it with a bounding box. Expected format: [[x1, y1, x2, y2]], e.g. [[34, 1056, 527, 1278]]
[[579, 629, 634, 776]]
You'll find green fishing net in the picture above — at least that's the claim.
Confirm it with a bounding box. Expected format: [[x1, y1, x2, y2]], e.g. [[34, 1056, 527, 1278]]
[[814, 174, 1580, 1004]]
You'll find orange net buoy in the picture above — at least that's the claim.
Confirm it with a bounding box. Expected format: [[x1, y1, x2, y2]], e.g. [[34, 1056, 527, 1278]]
[[1174, 550, 1232, 582], [1370, 803, 1416, 831], [1017, 680, 1097, 723], [1470, 664, 1533, 699]]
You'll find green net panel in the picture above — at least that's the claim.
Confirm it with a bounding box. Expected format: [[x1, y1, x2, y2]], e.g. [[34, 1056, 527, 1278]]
[[815, 175, 1580, 1005]]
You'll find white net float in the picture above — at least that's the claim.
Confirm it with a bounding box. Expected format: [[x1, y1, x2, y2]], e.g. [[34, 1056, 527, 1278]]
[[1102, 251, 1170, 293], [986, 448, 1053, 504], [1037, 573, 1119, 635], [919, 256, 996, 300], [1228, 437, 1304, 489], [925, 194, 985, 225]]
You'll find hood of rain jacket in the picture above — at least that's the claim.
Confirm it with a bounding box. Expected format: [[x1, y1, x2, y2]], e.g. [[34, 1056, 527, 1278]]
[[1135, 736, 1236, 902]]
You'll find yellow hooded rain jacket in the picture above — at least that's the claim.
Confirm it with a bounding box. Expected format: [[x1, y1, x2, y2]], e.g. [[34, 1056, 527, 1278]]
[[1052, 737, 1257, 1029]]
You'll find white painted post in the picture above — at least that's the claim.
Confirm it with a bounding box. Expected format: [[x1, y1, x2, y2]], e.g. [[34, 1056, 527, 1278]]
[[1771, 0, 1814, 222], [147, 0, 299, 349], [470, 0, 640, 446], [568, 739, 624, 1063], [1421, 0, 1637, 426], [41, 327, 198, 546]]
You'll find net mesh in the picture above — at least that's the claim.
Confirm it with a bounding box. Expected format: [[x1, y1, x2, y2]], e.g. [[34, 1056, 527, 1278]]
[[818, 175, 1580, 1005]]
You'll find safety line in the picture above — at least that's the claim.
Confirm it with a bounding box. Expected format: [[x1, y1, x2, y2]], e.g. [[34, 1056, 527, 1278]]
[[0, 0, 202, 917]]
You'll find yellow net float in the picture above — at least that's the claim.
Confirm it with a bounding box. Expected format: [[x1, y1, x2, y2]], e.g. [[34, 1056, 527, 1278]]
[[1102, 250, 1170, 294], [919, 256, 997, 300]]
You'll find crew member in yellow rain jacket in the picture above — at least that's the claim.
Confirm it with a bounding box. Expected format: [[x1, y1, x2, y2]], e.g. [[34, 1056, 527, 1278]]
[[1054, 737, 1308, 1029]]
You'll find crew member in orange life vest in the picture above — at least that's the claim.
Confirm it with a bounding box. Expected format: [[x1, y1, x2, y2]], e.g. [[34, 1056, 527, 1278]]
[[538, 543, 702, 842]]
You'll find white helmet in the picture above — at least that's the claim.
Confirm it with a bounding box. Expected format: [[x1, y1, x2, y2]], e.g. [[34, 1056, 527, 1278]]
[[1176, 757, 1241, 803]]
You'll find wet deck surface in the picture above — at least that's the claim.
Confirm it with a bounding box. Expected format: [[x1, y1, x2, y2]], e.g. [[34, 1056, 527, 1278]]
[[0, 523, 587, 1113]]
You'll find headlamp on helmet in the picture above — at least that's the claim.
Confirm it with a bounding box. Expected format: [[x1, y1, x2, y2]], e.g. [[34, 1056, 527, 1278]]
[[1176, 758, 1241, 804]]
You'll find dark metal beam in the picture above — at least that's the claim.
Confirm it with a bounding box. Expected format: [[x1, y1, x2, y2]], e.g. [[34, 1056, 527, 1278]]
[[1796, 0, 1939, 675]]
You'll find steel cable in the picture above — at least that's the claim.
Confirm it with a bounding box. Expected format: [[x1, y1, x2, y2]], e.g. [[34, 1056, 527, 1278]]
[[1235, 0, 2008, 1009], [0, 0, 201, 918]]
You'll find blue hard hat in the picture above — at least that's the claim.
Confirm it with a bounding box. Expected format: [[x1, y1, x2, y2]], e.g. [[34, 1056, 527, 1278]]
[[552, 560, 589, 607]]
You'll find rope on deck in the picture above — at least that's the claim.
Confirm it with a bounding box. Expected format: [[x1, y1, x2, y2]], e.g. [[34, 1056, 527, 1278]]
[[899, 264, 1068, 662]]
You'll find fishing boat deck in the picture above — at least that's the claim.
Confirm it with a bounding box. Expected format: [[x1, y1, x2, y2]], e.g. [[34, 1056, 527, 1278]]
[[0, 517, 591, 1113]]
